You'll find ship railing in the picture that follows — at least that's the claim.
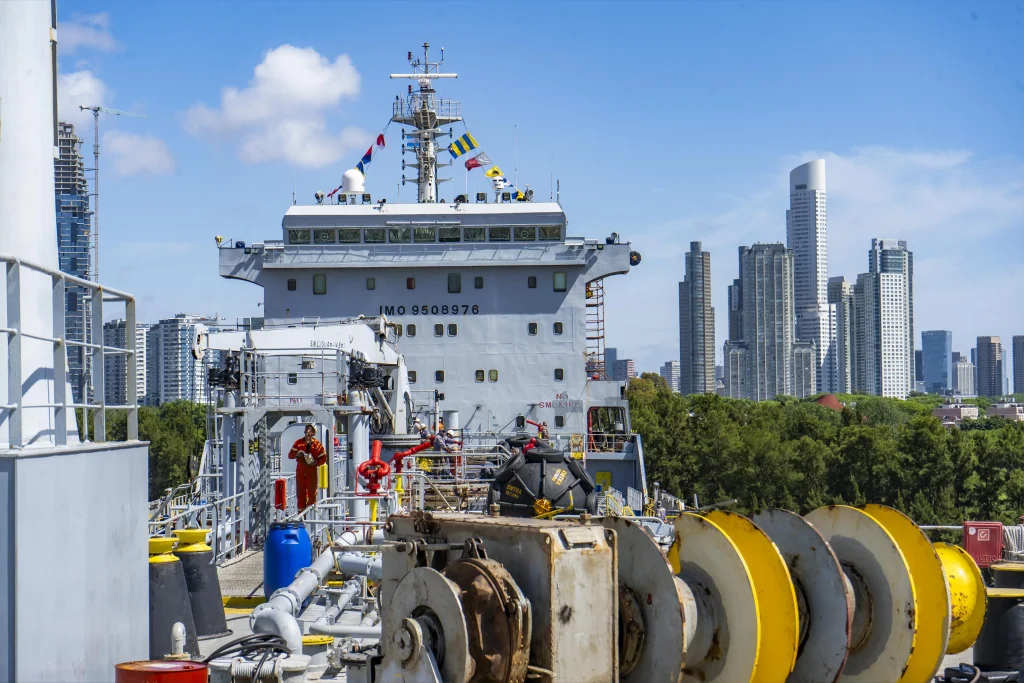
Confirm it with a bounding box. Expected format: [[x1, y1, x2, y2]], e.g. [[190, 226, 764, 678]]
[[284, 491, 397, 548], [148, 489, 251, 563], [260, 242, 584, 266], [392, 96, 461, 122], [626, 487, 645, 513], [586, 431, 633, 454], [0, 253, 139, 447]]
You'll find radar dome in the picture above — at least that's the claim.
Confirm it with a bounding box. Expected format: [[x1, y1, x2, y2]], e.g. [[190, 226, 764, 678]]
[[342, 169, 365, 194]]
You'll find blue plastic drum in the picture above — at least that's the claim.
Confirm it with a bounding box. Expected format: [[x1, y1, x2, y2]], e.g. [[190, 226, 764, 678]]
[[264, 521, 312, 599]]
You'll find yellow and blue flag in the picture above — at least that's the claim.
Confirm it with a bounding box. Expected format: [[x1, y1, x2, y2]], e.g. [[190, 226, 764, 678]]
[[448, 132, 478, 159]]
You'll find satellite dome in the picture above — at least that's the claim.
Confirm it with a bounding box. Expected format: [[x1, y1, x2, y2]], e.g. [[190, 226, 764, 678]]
[[342, 169, 365, 194]]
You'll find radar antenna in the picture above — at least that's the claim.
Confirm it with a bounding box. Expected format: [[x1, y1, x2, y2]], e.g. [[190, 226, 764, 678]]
[[390, 43, 462, 203]]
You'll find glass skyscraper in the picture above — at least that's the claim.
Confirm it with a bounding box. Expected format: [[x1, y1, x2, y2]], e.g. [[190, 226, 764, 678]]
[[921, 330, 953, 394]]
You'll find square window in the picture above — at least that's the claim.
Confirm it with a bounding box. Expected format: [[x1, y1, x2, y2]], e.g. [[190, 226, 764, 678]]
[[287, 279, 297, 291], [475, 370, 485, 382], [553, 272, 567, 292], [407, 324, 417, 337], [448, 273, 462, 293], [553, 322, 563, 335], [488, 369, 498, 382], [447, 324, 458, 336], [366, 277, 376, 290], [389, 227, 411, 243], [439, 227, 461, 243], [315, 229, 336, 244], [434, 324, 444, 337], [435, 370, 445, 383], [288, 373, 298, 385], [539, 226, 561, 241], [364, 228, 385, 244], [313, 273, 327, 295], [488, 227, 511, 242], [528, 276, 537, 289], [474, 276, 484, 289], [555, 415, 565, 428], [414, 226, 436, 243], [408, 370, 417, 384], [338, 228, 361, 243], [464, 227, 486, 242], [407, 278, 416, 290], [288, 229, 311, 244], [554, 368, 564, 381], [514, 226, 537, 241], [528, 322, 538, 336]]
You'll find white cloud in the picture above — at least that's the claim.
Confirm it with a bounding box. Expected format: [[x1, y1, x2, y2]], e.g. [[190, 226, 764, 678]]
[[104, 131, 175, 176], [61, 13, 118, 54], [606, 147, 1024, 373], [183, 45, 367, 168], [57, 70, 109, 129]]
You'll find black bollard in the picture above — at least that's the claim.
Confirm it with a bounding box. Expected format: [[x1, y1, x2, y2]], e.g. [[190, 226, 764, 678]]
[[173, 529, 230, 639], [149, 537, 200, 659]]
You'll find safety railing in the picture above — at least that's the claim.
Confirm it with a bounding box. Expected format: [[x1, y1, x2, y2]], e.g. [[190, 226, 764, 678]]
[[626, 487, 644, 513], [0, 253, 139, 446]]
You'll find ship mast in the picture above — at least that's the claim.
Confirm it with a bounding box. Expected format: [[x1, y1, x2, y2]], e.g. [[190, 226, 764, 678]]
[[390, 43, 461, 203]]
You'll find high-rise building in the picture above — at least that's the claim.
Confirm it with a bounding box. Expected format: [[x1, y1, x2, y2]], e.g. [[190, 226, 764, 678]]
[[659, 360, 681, 393], [976, 336, 1004, 397], [1013, 336, 1024, 394], [954, 357, 975, 396], [54, 122, 92, 403], [921, 330, 953, 394], [735, 244, 795, 401], [727, 278, 743, 342], [611, 359, 636, 382], [103, 320, 147, 405], [678, 241, 715, 395], [870, 238, 914, 384], [915, 350, 924, 383], [723, 341, 747, 399], [787, 160, 837, 393], [145, 314, 216, 405], [828, 276, 855, 394], [791, 341, 817, 398]]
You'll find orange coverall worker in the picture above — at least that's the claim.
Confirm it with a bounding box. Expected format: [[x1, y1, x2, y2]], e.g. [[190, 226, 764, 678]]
[[289, 430, 327, 510]]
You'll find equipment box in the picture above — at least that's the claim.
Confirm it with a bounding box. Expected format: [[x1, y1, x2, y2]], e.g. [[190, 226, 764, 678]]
[[964, 521, 1004, 567]]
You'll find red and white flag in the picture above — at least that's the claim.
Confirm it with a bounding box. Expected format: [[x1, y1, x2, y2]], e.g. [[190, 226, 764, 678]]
[[464, 152, 492, 171]]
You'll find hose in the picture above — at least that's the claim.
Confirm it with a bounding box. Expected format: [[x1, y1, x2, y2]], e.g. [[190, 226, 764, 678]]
[[202, 633, 290, 664]]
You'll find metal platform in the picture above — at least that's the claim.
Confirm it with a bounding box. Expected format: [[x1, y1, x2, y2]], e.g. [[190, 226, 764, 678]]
[[217, 549, 266, 598]]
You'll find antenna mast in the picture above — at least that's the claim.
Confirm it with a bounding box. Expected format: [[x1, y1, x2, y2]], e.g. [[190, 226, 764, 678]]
[[390, 43, 461, 203]]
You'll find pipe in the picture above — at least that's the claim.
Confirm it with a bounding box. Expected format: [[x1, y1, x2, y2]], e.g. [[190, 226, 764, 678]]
[[312, 609, 382, 639], [251, 608, 303, 655], [309, 581, 361, 636], [170, 622, 186, 656]]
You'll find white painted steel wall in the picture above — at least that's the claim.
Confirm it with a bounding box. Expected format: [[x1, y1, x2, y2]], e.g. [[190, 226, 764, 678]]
[[0, 1, 62, 447], [0, 442, 149, 681]]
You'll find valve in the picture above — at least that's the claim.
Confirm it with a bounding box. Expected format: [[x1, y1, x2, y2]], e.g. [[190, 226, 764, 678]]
[[357, 440, 391, 496]]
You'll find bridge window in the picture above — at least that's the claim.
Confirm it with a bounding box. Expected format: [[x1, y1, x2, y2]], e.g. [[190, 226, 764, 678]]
[[554, 368, 564, 381], [488, 369, 498, 382], [464, 227, 485, 242], [366, 277, 376, 290], [488, 227, 510, 242], [553, 322, 563, 335], [364, 228, 385, 244], [338, 228, 361, 243], [287, 373, 298, 385], [434, 324, 444, 337], [435, 370, 445, 383], [553, 272, 567, 292], [414, 226, 436, 243], [313, 273, 327, 295], [528, 322, 538, 336], [439, 227, 461, 243], [528, 276, 537, 289], [408, 371, 417, 384], [448, 273, 462, 293], [407, 278, 416, 290], [389, 227, 411, 243], [475, 370, 485, 383], [474, 276, 484, 289], [315, 229, 336, 244], [447, 324, 458, 336], [287, 279, 297, 291], [539, 226, 561, 241], [514, 226, 536, 241], [288, 229, 311, 244], [407, 324, 417, 337], [555, 415, 565, 428]]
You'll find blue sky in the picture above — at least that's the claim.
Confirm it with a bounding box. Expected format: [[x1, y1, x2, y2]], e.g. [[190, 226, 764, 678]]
[[57, 0, 1024, 373]]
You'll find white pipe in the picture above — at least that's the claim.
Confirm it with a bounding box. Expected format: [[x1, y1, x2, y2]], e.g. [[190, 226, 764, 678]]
[[252, 608, 304, 655], [308, 581, 361, 636], [170, 622, 186, 656]]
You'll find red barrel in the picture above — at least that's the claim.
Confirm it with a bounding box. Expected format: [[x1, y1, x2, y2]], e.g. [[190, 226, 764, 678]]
[[115, 661, 208, 683]]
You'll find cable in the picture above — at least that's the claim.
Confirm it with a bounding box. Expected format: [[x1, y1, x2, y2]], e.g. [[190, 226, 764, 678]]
[[202, 633, 290, 664]]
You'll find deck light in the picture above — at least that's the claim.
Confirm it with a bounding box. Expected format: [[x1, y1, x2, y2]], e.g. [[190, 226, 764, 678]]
[[476, 192, 486, 203]]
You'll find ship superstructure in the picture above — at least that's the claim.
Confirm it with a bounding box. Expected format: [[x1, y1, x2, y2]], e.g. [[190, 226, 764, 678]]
[[218, 44, 646, 497]]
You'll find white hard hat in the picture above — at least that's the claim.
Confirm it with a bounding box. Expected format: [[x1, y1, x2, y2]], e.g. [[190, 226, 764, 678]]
[[446, 430, 455, 437]]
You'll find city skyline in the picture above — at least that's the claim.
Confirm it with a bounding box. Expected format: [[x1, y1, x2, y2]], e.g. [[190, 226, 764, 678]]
[[48, 2, 1023, 375]]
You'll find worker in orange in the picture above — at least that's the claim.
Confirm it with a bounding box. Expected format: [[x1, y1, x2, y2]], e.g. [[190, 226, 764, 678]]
[[289, 424, 327, 510]]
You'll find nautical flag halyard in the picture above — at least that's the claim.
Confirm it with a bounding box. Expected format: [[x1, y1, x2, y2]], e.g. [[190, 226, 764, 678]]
[[448, 132, 478, 159]]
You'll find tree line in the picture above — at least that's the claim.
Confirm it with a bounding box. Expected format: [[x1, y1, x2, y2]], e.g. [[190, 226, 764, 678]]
[[628, 373, 1024, 526]]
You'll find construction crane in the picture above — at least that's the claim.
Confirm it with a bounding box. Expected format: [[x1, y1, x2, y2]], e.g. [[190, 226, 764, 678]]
[[78, 105, 148, 407], [78, 105, 148, 284]]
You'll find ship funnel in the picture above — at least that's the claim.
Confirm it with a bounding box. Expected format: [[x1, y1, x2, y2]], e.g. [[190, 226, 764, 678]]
[[342, 169, 365, 195]]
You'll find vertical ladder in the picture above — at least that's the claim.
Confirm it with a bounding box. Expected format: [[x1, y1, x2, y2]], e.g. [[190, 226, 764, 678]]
[[585, 279, 607, 379]]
